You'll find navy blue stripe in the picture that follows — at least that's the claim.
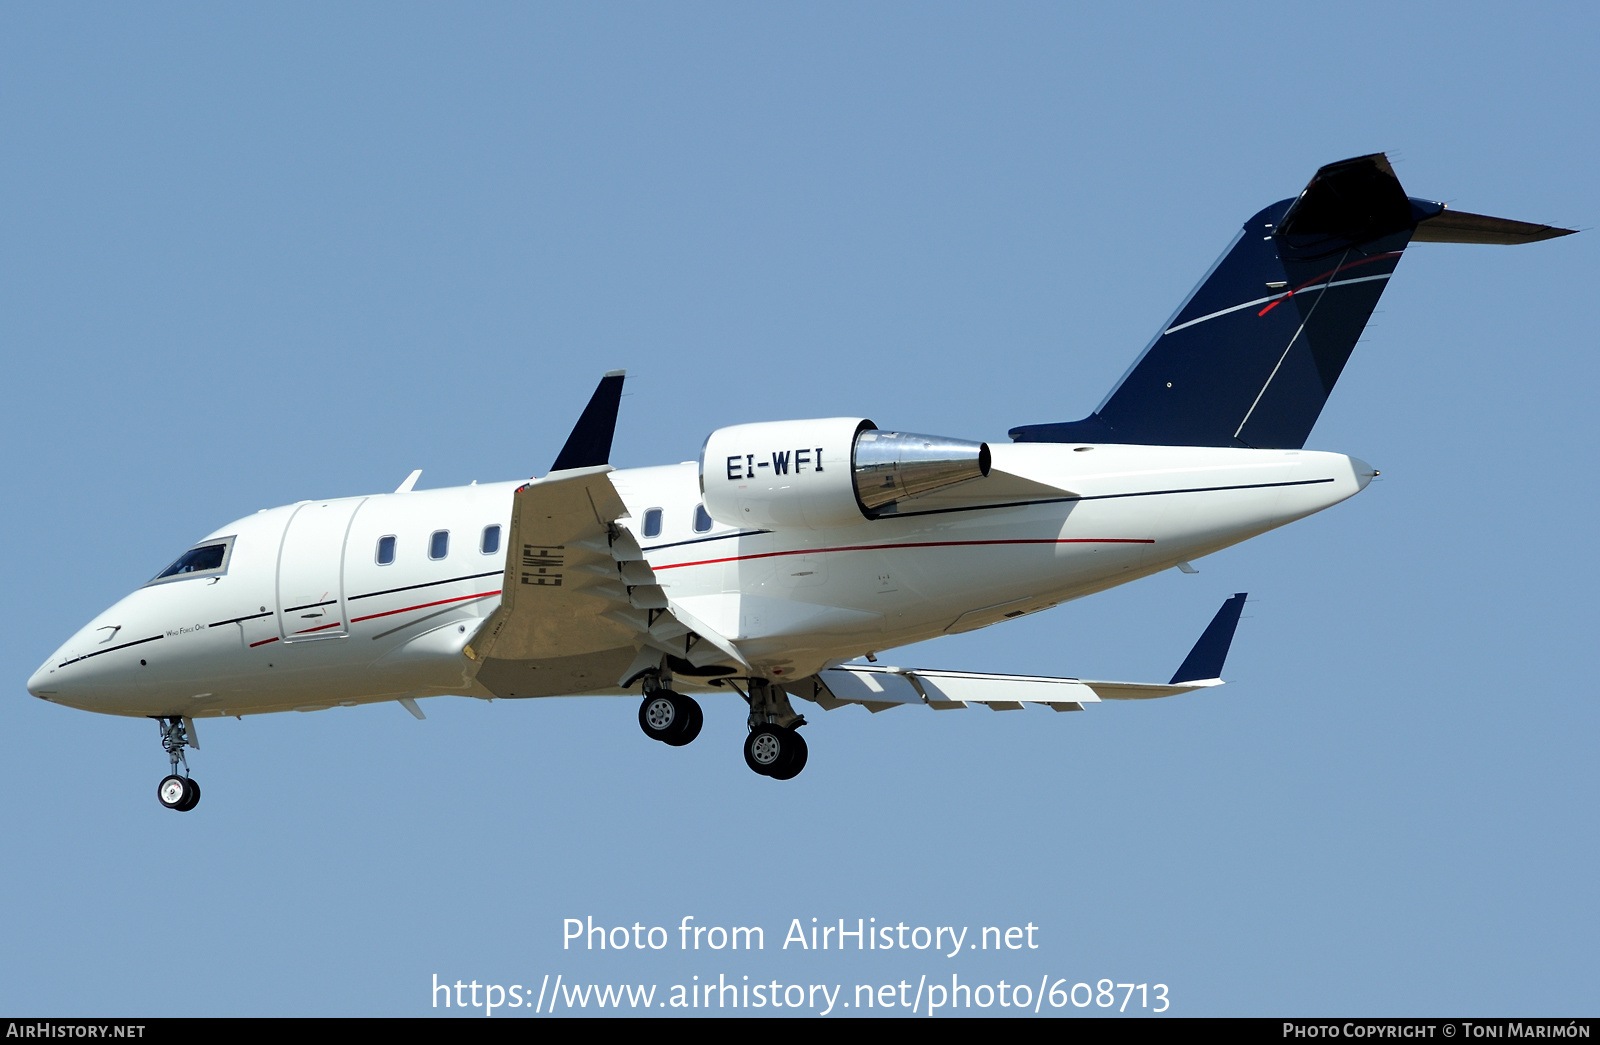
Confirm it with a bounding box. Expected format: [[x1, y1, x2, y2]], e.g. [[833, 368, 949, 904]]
[[641, 529, 767, 553], [883, 477, 1336, 521], [282, 599, 337, 613], [348, 569, 504, 602], [208, 610, 273, 627], [59, 633, 163, 668]]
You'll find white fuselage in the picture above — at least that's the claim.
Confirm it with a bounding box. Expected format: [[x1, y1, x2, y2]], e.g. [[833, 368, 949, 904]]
[[28, 442, 1372, 720]]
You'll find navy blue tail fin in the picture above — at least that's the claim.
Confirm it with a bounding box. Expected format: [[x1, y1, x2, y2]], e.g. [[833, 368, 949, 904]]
[[1010, 154, 1573, 450]]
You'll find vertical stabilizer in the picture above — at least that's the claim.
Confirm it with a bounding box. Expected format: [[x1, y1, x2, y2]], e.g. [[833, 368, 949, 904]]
[[1010, 155, 1573, 449]]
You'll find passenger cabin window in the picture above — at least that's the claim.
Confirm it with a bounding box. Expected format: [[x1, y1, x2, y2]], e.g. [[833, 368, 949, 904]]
[[642, 508, 663, 539], [481, 525, 501, 555], [693, 504, 713, 533], [376, 535, 396, 565], [147, 537, 234, 586], [429, 530, 449, 560]]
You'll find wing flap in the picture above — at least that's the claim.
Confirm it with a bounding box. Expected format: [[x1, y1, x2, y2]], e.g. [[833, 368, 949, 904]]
[[802, 665, 1103, 712]]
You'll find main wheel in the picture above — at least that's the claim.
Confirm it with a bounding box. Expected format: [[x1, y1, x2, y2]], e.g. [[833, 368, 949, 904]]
[[745, 725, 806, 777], [640, 691, 702, 746], [768, 730, 808, 780], [664, 696, 703, 747], [639, 693, 680, 741], [177, 777, 201, 811]]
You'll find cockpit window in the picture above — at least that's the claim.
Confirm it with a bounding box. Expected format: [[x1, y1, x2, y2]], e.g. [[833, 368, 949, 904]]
[[147, 536, 235, 586]]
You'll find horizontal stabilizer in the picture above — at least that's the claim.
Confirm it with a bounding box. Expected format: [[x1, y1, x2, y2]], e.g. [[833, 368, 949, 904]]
[[1412, 208, 1576, 245]]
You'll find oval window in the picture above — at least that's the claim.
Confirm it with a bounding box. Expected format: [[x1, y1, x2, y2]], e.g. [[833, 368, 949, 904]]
[[429, 530, 449, 560], [377, 535, 396, 565], [642, 508, 663, 539], [693, 504, 712, 533], [481, 525, 501, 555]]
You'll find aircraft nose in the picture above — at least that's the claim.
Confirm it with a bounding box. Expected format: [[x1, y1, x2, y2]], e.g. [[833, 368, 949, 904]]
[[27, 653, 62, 701]]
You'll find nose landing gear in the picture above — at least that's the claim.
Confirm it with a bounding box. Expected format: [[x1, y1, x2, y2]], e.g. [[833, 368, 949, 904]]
[[154, 716, 200, 812], [158, 773, 200, 811]]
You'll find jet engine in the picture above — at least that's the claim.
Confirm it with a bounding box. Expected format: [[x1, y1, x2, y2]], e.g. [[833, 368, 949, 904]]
[[701, 418, 991, 530]]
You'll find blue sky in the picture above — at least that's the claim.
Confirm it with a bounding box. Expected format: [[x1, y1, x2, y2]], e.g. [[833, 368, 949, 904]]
[[3, 3, 1595, 1016]]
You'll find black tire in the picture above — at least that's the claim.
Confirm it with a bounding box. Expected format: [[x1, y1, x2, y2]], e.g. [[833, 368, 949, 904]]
[[768, 730, 808, 780], [639, 692, 683, 743], [664, 696, 703, 747], [158, 775, 188, 810], [177, 777, 201, 811], [744, 725, 796, 776]]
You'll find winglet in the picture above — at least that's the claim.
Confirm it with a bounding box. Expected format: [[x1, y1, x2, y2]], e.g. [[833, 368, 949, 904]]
[[1168, 593, 1247, 684], [549, 370, 626, 472]]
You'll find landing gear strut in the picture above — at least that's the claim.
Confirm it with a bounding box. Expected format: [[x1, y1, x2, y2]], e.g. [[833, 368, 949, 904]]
[[740, 679, 809, 780], [154, 717, 200, 811], [637, 679, 703, 747]]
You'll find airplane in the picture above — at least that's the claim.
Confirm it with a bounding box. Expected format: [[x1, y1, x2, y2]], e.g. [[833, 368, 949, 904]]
[[26, 153, 1573, 809]]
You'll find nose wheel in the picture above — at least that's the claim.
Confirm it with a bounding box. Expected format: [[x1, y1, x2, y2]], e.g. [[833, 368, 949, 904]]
[[638, 691, 703, 747], [154, 716, 200, 812], [158, 774, 201, 811]]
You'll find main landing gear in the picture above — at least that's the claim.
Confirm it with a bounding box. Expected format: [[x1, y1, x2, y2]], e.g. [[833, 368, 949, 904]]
[[634, 673, 811, 779], [740, 678, 808, 781], [154, 716, 200, 812]]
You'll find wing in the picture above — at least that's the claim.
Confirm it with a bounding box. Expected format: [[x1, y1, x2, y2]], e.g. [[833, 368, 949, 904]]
[[792, 593, 1246, 713], [465, 373, 747, 699]]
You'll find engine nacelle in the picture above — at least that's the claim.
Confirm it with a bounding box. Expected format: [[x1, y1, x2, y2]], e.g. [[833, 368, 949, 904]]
[[701, 418, 991, 530]]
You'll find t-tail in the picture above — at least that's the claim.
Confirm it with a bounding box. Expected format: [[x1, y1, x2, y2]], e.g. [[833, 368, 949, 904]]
[[1010, 153, 1574, 450]]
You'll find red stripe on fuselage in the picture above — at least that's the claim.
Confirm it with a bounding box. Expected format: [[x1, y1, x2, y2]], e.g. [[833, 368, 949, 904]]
[[348, 589, 502, 624], [650, 537, 1153, 572]]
